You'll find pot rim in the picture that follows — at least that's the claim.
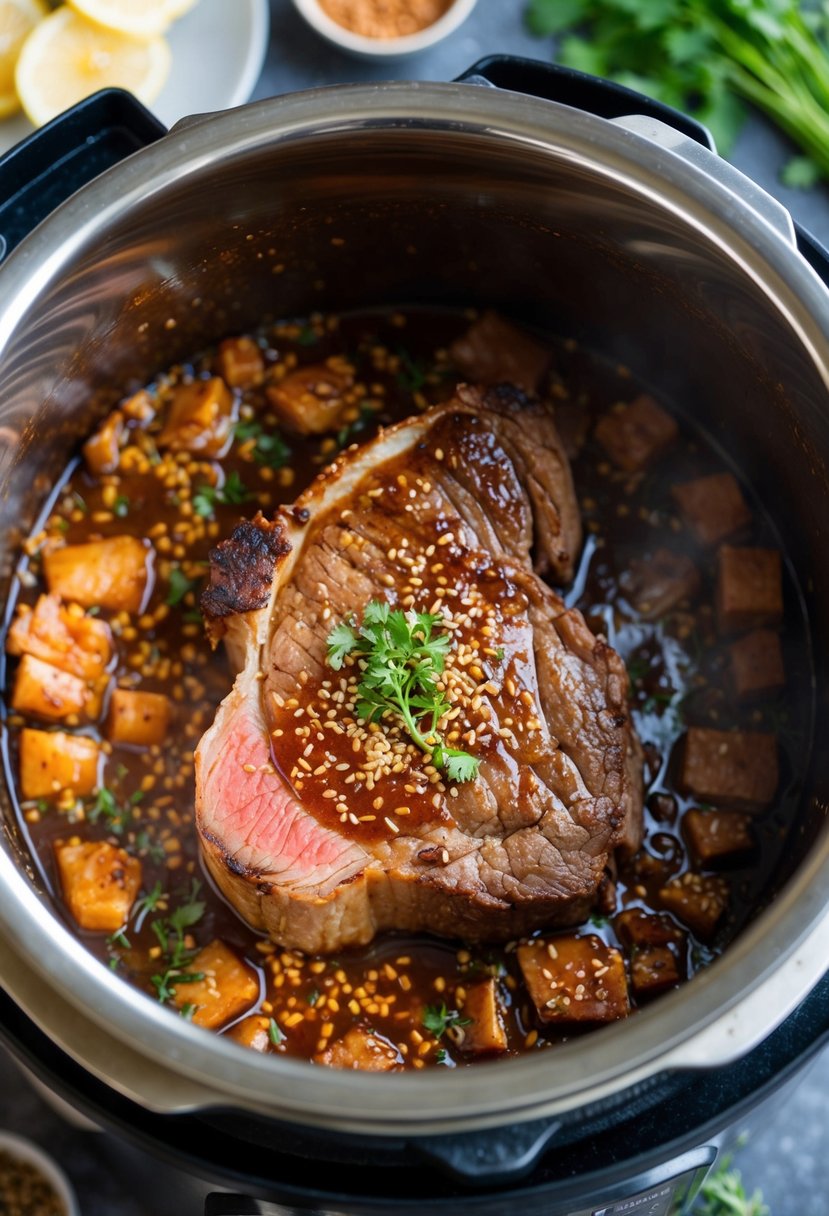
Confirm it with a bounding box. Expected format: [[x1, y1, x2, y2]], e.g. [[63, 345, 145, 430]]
[[1, 80, 828, 1134]]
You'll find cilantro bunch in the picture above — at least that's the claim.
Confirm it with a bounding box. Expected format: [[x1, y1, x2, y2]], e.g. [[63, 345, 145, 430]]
[[327, 600, 480, 783], [526, 0, 829, 186]]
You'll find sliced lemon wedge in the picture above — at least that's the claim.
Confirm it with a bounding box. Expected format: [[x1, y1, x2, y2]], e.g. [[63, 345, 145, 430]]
[[66, 0, 175, 42], [15, 7, 170, 128], [0, 0, 46, 118]]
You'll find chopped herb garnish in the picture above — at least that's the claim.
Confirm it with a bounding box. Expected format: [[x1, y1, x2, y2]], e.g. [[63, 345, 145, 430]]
[[107, 930, 131, 950], [88, 786, 128, 835], [295, 323, 319, 346], [268, 1018, 284, 1046], [183, 609, 203, 624], [166, 566, 199, 607], [396, 347, 428, 393], [235, 419, 291, 469], [149, 880, 206, 1005], [590, 914, 609, 928], [494, 647, 506, 663], [133, 880, 165, 920], [326, 600, 480, 782], [192, 471, 252, 518], [307, 987, 320, 1007], [113, 495, 130, 518], [86, 605, 100, 616], [72, 492, 87, 513], [435, 1048, 448, 1064], [179, 1003, 197, 1022], [336, 400, 378, 449], [134, 829, 166, 864], [422, 1003, 472, 1040]]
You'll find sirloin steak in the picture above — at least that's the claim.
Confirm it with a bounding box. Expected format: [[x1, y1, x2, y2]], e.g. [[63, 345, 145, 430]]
[[196, 385, 643, 953]]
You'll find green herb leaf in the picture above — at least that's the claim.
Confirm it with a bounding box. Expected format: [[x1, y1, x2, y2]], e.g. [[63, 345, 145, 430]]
[[781, 154, 823, 189], [192, 471, 253, 518], [268, 1018, 285, 1046], [166, 566, 198, 606], [422, 1003, 472, 1039], [133, 880, 165, 919], [307, 988, 320, 1007], [113, 495, 130, 518], [235, 419, 291, 469], [295, 323, 319, 346], [107, 930, 131, 949], [88, 786, 129, 835], [325, 601, 480, 782], [695, 1155, 768, 1216]]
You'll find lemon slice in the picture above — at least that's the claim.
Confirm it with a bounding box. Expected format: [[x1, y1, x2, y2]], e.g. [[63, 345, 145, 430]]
[[0, 0, 46, 118], [15, 8, 170, 128], [66, 0, 171, 42]]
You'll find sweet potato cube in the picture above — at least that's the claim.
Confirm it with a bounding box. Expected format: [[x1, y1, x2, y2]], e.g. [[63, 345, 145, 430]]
[[449, 311, 550, 392], [19, 728, 99, 799], [83, 410, 125, 476], [226, 1014, 271, 1053], [517, 934, 630, 1024], [717, 546, 783, 635], [316, 1026, 400, 1071], [678, 727, 778, 810], [157, 377, 235, 457], [266, 359, 354, 435], [218, 336, 265, 389], [459, 979, 507, 1055], [594, 395, 678, 472], [44, 536, 151, 613], [121, 389, 156, 424], [106, 688, 171, 748], [623, 548, 699, 619], [55, 840, 141, 932], [11, 654, 94, 722], [658, 872, 729, 941], [672, 473, 751, 547], [171, 939, 259, 1030], [729, 629, 785, 700], [683, 809, 754, 867], [7, 595, 112, 680]]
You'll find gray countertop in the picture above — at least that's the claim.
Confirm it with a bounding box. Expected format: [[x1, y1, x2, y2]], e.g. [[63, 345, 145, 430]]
[[2, 1, 829, 1213]]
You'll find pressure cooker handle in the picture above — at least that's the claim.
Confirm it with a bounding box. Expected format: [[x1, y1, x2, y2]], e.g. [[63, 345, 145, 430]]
[[456, 55, 717, 151], [0, 88, 166, 265], [458, 55, 797, 249]]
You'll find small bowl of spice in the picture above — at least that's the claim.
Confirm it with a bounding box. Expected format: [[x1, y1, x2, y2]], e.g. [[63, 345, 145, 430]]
[[291, 0, 479, 58], [0, 1132, 78, 1216]]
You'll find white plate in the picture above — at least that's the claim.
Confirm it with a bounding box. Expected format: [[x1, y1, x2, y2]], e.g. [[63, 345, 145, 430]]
[[0, 0, 270, 156]]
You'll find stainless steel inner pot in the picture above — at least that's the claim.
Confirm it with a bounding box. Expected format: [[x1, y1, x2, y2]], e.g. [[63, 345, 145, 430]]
[[1, 81, 829, 1138]]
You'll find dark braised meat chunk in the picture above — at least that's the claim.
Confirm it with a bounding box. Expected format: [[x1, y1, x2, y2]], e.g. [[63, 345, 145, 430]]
[[197, 386, 643, 953]]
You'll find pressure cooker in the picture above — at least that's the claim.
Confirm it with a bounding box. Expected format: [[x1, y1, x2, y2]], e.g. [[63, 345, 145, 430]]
[[0, 56, 828, 1215]]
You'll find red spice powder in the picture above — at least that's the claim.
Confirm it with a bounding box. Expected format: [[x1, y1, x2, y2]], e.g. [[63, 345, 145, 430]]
[[318, 0, 455, 38]]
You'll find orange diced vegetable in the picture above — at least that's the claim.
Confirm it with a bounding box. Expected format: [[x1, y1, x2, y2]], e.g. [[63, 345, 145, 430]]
[[7, 595, 112, 680], [226, 1014, 272, 1052], [121, 389, 155, 424], [316, 1025, 400, 1071], [266, 358, 354, 434], [658, 872, 730, 941], [517, 934, 630, 1024], [460, 979, 507, 1055], [11, 654, 95, 722], [44, 536, 151, 613], [218, 336, 265, 389], [157, 377, 235, 457], [106, 688, 171, 748], [82, 410, 125, 476], [19, 728, 100, 799], [170, 939, 259, 1029], [55, 840, 141, 932]]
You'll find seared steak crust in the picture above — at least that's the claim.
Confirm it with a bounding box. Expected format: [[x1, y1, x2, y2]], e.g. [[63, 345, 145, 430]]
[[202, 514, 290, 623], [196, 386, 643, 953]]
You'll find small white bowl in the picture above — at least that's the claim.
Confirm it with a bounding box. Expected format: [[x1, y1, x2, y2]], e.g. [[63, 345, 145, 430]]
[[0, 1131, 79, 1216], [291, 0, 478, 59]]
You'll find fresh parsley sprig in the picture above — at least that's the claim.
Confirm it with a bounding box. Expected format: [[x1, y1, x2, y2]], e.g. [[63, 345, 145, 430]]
[[192, 471, 252, 518], [694, 1156, 768, 1216], [526, 0, 829, 185], [149, 879, 206, 1005], [235, 419, 291, 469], [422, 1002, 472, 1040], [88, 786, 143, 836], [326, 600, 480, 783]]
